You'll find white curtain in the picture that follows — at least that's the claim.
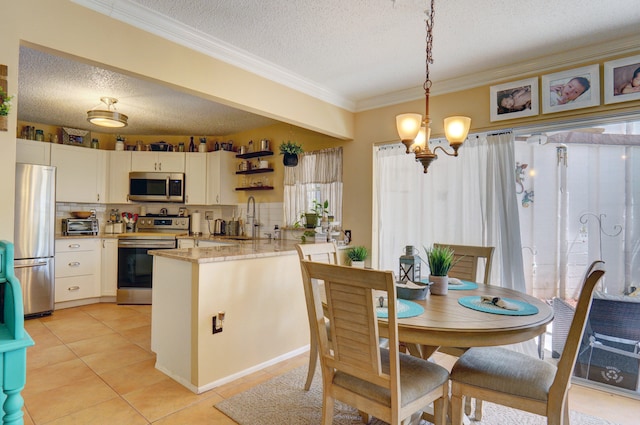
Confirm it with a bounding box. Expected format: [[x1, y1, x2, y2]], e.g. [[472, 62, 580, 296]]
[[374, 134, 526, 291], [284, 147, 343, 226]]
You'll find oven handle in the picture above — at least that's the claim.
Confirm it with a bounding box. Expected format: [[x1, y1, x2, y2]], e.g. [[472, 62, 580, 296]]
[[118, 240, 176, 249]]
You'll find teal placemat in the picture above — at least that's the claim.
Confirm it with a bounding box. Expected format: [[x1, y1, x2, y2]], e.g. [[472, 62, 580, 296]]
[[376, 299, 424, 319], [420, 278, 478, 290], [458, 295, 539, 316]]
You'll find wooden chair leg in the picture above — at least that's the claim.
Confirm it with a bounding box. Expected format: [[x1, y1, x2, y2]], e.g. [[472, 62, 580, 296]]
[[464, 396, 472, 416], [322, 396, 335, 425], [304, 334, 318, 390], [450, 390, 464, 425], [475, 399, 483, 421]]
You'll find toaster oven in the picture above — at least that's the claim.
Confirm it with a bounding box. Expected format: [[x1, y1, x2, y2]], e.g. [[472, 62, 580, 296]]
[[62, 218, 99, 236]]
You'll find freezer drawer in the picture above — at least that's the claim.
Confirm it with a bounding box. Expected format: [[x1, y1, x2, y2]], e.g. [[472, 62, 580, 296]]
[[14, 258, 54, 317]]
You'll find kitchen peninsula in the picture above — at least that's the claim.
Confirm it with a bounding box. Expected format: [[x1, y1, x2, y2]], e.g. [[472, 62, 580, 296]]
[[149, 239, 309, 394]]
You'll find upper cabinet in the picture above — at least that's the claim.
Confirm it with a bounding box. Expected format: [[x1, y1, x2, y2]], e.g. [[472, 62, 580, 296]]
[[185, 153, 207, 205], [206, 151, 237, 205], [131, 151, 185, 172], [107, 151, 132, 204], [51, 144, 106, 203], [16, 139, 51, 165]]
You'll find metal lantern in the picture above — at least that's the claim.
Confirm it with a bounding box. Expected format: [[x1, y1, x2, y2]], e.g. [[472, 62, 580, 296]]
[[399, 245, 421, 282]]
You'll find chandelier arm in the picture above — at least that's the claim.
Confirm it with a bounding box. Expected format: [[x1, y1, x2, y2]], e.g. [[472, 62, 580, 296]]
[[433, 145, 459, 157]]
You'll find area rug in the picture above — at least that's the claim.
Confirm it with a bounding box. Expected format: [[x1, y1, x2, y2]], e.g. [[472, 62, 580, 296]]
[[215, 366, 619, 425]]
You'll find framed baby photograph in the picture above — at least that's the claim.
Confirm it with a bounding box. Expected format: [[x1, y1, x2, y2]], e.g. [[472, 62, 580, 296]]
[[490, 77, 539, 122], [604, 54, 640, 104], [541, 65, 600, 114]]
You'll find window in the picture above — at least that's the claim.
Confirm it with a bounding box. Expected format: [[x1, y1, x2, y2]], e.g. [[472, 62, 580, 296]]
[[283, 147, 343, 226]]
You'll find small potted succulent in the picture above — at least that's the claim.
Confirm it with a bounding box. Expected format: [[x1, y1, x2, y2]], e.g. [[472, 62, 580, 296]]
[[346, 245, 368, 268], [424, 245, 455, 295], [279, 141, 303, 166]]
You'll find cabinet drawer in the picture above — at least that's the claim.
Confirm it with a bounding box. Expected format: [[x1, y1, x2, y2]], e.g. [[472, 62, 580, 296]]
[[55, 251, 98, 277], [56, 239, 98, 253], [55, 275, 99, 302]]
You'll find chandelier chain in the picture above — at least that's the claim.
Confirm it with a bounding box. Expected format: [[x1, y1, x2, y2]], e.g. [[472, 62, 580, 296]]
[[423, 0, 435, 94]]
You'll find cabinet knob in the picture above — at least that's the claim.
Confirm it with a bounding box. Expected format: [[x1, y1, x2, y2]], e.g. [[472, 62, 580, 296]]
[[68, 261, 81, 267]]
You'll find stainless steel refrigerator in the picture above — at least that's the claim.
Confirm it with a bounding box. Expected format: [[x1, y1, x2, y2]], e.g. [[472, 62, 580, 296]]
[[14, 163, 56, 317]]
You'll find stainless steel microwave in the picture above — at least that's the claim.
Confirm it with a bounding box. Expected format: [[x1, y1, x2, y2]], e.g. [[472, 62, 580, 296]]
[[129, 172, 185, 203]]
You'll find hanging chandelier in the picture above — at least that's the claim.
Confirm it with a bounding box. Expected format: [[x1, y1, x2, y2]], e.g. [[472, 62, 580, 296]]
[[87, 96, 128, 128], [396, 0, 471, 173]]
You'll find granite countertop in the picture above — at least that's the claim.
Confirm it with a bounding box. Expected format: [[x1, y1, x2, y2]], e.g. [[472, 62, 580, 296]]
[[149, 239, 300, 264]]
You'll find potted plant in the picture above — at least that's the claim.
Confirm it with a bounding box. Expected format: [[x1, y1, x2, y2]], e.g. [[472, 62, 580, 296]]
[[303, 199, 329, 229], [346, 245, 368, 268], [424, 245, 456, 295], [0, 87, 13, 117], [279, 141, 303, 166]]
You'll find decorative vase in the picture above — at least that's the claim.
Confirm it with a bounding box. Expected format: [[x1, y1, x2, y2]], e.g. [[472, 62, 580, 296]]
[[351, 260, 365, 268], [429, 275, 449, 295], [283, 153, 298, 166]]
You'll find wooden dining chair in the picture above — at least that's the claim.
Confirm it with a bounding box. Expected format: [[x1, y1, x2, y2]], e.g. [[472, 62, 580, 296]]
[[433, 243, 494, 285], [296, 242, 341, 391], [433, 243, 494, 416], [300, 260, 450, 425], [449, 261, 606, 425]]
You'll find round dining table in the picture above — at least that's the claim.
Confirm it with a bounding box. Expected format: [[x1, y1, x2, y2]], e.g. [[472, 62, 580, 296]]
[[379, 283, 553, 359]]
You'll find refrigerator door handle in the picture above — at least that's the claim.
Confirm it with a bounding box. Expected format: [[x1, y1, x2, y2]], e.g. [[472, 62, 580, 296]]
[[14, 261, 49, 268]]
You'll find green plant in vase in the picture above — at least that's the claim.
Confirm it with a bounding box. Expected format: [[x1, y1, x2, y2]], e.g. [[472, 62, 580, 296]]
[[424, 245, 456, 295], [346, 245, 368, 268]]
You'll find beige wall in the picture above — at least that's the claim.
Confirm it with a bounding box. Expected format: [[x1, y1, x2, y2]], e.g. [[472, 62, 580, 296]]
[[3, 0, 640, 253]]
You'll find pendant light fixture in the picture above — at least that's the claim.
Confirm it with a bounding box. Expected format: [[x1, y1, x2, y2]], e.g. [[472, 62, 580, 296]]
[[396, 0, 471, 173], [87, 96, 128, 128]]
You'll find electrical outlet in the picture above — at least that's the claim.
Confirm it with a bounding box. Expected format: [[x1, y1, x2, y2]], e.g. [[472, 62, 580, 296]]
[[212, 311, 225, 334], [205, 211, 214, 220]]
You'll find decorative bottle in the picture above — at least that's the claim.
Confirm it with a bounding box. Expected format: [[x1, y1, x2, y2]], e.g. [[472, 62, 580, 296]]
[[189, 136, 195, 152]]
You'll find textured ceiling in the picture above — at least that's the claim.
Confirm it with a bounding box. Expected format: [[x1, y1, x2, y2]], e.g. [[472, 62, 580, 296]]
[[16, 0, 640, 136]]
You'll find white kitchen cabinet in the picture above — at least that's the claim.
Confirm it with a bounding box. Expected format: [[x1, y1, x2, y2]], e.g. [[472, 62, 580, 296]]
[[185, 153, 207, 205], [206, 151, 237, 205], [16, 138, 51, 165], [55, 238, 101, 303], [51, 144, 106, 203], [131, 151, 185, 172], [107, 151, 132, 203], [100, 238, 118, 297]]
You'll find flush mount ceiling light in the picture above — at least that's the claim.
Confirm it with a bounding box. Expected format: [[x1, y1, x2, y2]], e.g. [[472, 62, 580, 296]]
[[396, 0, 471, 173], [87, 96, 128, 128]]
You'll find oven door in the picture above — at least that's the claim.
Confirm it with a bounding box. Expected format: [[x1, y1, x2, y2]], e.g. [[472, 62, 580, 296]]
[[117, 238, 176, 304]]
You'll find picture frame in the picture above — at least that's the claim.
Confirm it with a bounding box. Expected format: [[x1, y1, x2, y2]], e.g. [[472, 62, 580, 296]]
[[541, 64, 600, 114], [604, 54, 640, 104], [490, 77, 539, 122], [62, 127, 91, 147]]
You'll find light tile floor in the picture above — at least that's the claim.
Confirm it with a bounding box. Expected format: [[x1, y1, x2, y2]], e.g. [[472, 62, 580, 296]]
[[21, 303, 639, 424]]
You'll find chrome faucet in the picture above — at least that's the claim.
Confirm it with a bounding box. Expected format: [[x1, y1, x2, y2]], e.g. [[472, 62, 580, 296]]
[[247, 196, 257, 239]]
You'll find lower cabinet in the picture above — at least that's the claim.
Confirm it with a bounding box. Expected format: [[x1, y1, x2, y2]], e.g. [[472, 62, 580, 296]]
[[55, 239, 101, 303], [101, 239, 118, 297]]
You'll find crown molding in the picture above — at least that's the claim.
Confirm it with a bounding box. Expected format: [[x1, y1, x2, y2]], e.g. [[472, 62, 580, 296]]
[[72, 0, 356, 111], [356, 35, 640, 112], [72, 1, 639, 114]]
